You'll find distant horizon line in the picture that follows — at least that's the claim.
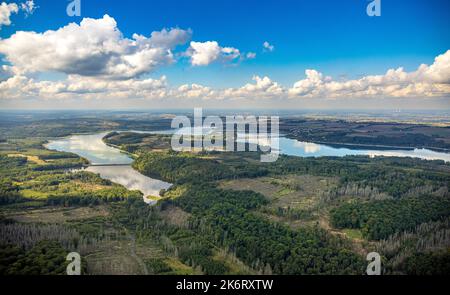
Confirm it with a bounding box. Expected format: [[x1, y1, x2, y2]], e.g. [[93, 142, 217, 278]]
[[0, 108, 449, 112]]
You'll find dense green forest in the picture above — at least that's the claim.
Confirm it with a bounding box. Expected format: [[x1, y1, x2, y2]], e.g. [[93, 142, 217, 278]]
[[330, 196, 450, 240], [131, 146, 449, 274], [133, 151, 269, 184], [170, 184, 364, 274], [104, 132, 172, 153], [0, 241, 70, 275], [281, 119, 450, 150], [400, 250, 450, 275], [1, 114, 449, 275], [110, 190, 363, 275]]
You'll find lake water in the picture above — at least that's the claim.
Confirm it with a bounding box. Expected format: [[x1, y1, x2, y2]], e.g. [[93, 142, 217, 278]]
[[278, 137, 450, 162], [150, 128, 450, 162], [84, 166, 171, 203], [46, 130, 450, 204], [46, 132, 172, 204], [45, 133, 133, 165]]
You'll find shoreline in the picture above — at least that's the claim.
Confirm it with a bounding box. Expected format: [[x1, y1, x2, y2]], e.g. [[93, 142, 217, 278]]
[[283, 135, 450, 154]]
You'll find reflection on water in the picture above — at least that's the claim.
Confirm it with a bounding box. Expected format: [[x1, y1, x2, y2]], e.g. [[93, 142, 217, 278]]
[[85, 166, 171, 204], [46, 132, 172, 204], [46, 130, 450, 204], [281, 137, 450, 162], [152, 129, 450, 162], [46, 132, 133, 165], [292, 141, 322, 154]]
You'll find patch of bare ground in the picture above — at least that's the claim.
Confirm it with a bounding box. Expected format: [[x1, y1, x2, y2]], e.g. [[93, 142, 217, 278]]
[[159, 205, 191, 228], [220, 174, 338, 209], [85, 239, 147, 275], [220, 174, 338, 227], [319, 215, 369, 257], [7, 153, 46, 165], [5, 206, 110, 223]]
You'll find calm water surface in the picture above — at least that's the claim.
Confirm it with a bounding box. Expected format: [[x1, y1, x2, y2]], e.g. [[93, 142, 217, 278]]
[[278, 137, 450, 162], [151, 128, 450, 162], [46, 130, 450, 203], [46, 132, 172, 204]]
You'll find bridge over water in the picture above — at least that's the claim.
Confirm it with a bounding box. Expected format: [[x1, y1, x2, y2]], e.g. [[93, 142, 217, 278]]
[[89, 164, 131, 167]]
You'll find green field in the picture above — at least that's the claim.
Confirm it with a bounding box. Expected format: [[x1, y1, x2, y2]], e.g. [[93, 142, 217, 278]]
[[1, 114, 449, 275]]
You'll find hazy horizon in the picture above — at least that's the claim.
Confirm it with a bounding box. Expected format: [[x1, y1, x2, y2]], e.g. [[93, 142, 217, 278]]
[[1, 0, 449, 110]]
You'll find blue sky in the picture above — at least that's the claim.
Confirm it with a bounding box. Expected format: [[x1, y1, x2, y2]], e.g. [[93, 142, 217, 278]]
[[1, 0, 449, 86], [0, 0, 449, 109]]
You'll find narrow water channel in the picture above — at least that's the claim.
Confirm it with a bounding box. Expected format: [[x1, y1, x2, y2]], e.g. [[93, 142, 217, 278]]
[[46, 132, 172, 204]]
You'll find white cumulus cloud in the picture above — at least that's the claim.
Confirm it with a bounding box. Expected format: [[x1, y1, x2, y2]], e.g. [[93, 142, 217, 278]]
[[0, 9, 449, 106], [176, 83, 215, 99], [2, 48, 450, 102], [288, 50, 450, 99], [21, 0, 36, 16], [0, 15, 192, 79], [133, 27, 192, 50], [246, 52, 256, 59], [0, 74, 170, 100], [263, 41, 274, 52], [223, 76, 285, 99], [0, 1, 36, 29], [0, 2, 19, 28], [187, 41, 241, 66]]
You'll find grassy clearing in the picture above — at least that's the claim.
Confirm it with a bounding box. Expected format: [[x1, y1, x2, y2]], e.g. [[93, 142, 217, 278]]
[[221, 174, 338, 209], [162, 185, 188, 200], [164, 257, 199, 275], [5, 206, 110, 223], [20, 189, 49, 199], [222, 174, 336, 205], [342, 228, 364, 240], [276, 187, 295, 197], [7, 154, 46, 165], [219, 174, 339, 230]]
